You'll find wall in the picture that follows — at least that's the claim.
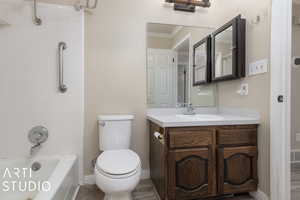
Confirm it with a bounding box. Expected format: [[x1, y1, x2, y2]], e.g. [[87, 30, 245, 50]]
[[292, 4, 300, 150], [216, 0, 272, 195], [147, 36, 173, 49], [0, 0, 84, 179], [85, 0, 271, 195]]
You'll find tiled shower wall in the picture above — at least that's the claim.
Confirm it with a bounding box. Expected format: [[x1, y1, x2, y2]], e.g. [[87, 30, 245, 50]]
[[0, 0, 84, 180]]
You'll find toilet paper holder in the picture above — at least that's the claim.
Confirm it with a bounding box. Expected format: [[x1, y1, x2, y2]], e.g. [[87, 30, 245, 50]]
[[154, 132, 164, 144]]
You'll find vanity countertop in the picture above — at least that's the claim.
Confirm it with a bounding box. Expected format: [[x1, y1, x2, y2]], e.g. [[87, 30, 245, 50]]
[[147, 113, 260, 128]]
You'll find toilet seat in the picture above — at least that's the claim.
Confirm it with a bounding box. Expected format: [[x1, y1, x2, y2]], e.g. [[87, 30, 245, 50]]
[[96, 149, 141, 179]]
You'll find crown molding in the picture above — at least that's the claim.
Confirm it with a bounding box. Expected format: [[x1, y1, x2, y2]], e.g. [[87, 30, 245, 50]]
[[171, 26, 183, 37]]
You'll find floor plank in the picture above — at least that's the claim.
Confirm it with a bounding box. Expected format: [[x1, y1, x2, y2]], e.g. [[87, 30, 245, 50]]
[[75, 179, 253, 200]]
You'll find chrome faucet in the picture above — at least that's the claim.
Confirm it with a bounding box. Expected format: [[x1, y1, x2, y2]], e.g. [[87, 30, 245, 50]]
[[30, 143, 42, 156], [183, 103, 196, 115], [28, 126, 49, 157]]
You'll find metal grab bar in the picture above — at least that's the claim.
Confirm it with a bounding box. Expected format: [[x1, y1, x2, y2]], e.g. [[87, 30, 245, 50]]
[[87, 0, 98, 9], [33, 0, 42, 25], [58, 42, 67, 93], [75, 0, 98, 11]]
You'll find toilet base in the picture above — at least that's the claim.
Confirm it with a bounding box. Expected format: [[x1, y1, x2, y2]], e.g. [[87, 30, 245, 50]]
[[104, 192, 132, 200]]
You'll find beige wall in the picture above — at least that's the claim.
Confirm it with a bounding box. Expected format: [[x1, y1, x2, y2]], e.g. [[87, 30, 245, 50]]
[[147, 36, 173, 49], [85, 0, 271, 195], [217, 0, 271, 195], [292, 4, 300, 150]]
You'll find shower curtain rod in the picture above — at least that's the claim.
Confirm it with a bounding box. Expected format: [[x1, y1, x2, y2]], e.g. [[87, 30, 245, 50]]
[[32, 0, 98, 25]]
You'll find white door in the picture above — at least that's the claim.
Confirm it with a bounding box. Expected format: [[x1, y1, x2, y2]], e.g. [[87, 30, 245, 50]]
[[147, 49, 176, 107], [270, 0, 292, 199]]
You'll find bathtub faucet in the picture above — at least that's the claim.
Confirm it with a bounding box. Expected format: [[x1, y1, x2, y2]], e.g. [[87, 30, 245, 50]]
[[30, 143, 42, 156], [28, 126, 49, 157]]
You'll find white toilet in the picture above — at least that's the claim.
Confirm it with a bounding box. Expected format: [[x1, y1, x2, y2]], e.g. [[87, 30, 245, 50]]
[[95, 115, 141, 200]]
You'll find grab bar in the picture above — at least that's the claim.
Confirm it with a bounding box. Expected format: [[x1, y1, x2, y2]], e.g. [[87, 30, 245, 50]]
[[74, 0, 98, 11], [87, 0, 98, 9], [58, 42, 67, 93], [33, 0, 42, 25]]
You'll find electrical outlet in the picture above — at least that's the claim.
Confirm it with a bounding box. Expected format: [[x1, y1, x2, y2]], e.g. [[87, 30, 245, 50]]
[[249, 59, 268, 76], [296, 133, 300, 141], [236, 83, 249, 96]]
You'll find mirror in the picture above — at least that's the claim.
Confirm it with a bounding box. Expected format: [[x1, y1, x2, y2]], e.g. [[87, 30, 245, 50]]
[[213, 26, 233, 78], [193, 36, 211, 85], [146, 23, 217, 108], [211, 16, 246, 81]]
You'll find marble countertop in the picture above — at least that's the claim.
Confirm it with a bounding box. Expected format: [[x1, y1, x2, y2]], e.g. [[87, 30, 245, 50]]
[[147, 111, 260, 128]]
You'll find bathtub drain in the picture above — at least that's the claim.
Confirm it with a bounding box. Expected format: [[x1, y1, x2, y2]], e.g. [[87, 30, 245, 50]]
[[31, 162, 41, 171]]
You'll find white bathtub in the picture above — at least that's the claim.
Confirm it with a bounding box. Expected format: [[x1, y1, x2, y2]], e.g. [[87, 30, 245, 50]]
[[0, 155, 79, 200]]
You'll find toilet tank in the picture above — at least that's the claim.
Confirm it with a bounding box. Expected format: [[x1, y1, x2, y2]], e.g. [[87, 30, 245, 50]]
[[97, 115, 134, 151]]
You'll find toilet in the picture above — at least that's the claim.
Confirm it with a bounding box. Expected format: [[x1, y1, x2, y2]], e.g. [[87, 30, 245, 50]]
[[95, 115, 141, 200]]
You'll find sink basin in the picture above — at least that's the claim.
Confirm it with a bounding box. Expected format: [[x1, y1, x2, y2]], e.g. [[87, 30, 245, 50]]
[[175, 114, 224, 121]]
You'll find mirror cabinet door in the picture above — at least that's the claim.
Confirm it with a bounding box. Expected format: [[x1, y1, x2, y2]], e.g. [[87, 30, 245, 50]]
[[214, 25, 234, 79], [193, 36, 211, 86], [211, 15, 245, 82]]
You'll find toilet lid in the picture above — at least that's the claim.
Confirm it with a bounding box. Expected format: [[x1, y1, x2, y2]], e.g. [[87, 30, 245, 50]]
[[96, 150, 140, 175]]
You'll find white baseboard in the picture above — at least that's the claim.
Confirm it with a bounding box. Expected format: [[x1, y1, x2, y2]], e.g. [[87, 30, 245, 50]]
[[83, 169, 150, 185], [84, 175, 96, 185], [141, 169, 150, 179], [250, 189, 269, 200]]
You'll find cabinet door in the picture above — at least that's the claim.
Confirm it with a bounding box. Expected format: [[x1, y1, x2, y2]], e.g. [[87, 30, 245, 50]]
[[150, 123, 166, 199], [218, 146, 258, 194], [168, 148, 214, 200]]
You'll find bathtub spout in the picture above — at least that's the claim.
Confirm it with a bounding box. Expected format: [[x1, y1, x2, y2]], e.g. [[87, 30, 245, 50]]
[[30, 143, 41, 156]]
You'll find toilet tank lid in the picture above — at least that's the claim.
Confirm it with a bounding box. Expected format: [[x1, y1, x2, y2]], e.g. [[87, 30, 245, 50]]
[[97, 115, 134, 121]]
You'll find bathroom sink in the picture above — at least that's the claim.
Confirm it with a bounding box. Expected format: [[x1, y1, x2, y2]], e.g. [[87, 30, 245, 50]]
[[175, 114, 224, 121]]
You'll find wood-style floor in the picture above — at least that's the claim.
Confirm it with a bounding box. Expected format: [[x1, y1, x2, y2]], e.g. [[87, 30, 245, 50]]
[[292, 163, 300, 200], [75, 179, 254, 200]]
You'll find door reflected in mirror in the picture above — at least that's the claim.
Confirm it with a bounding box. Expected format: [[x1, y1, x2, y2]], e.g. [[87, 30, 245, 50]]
[[211, 15, 246, 81], [193, 36, 211, 85], [194, 43, 207, 82], [146, 23, 217, 108], [214, 26, 233, 78]]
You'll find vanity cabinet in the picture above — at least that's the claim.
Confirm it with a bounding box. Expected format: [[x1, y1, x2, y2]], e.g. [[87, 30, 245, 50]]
[[168, 148, 214, 200], [149, 123, 166, 198], [149, 122, 258, 200], [218, 146, 258, 194]]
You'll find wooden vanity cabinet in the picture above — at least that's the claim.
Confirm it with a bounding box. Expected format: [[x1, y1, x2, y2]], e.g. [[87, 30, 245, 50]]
[[149, 122, 166, 198], [149, 122, 258, 200]]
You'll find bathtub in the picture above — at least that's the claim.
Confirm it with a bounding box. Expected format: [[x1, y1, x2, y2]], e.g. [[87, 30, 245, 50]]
[[0, 155, 79, 200]]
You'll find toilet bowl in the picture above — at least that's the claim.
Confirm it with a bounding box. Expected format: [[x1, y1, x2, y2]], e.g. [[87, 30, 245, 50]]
[[95, 115, 141, 200], [95, 149, 141, 200]]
